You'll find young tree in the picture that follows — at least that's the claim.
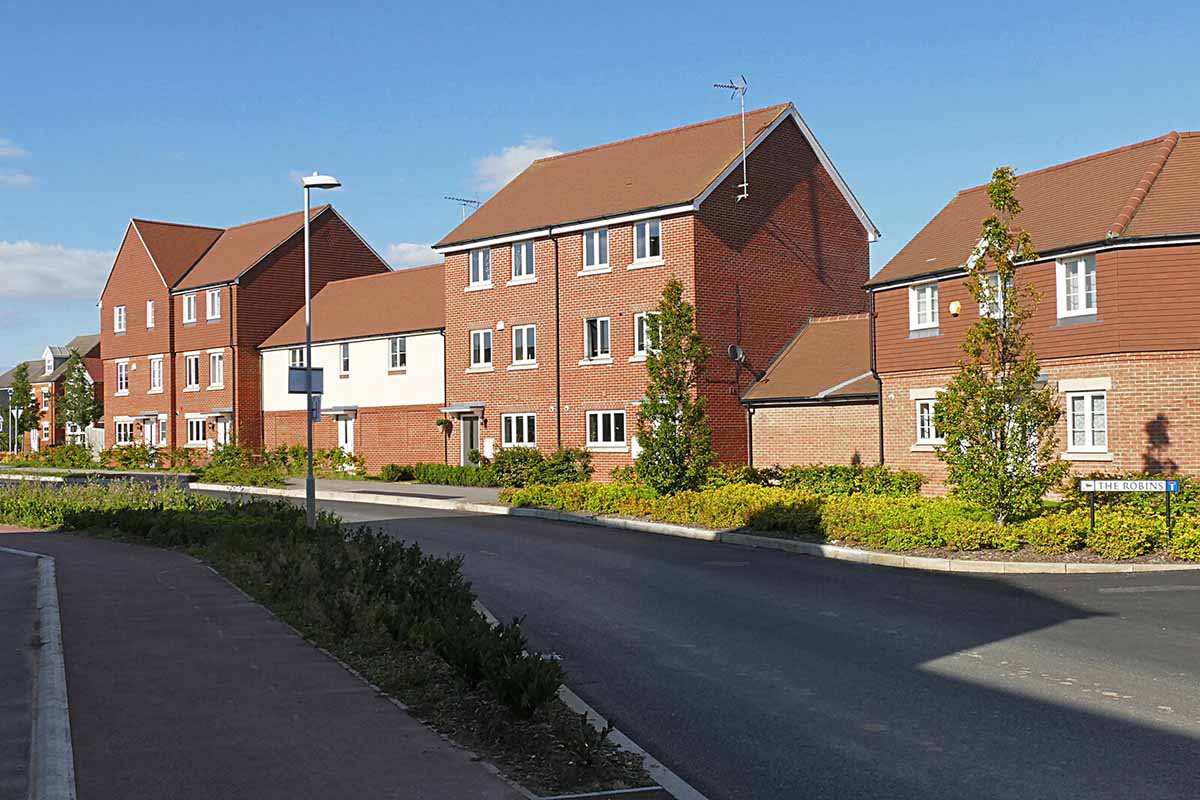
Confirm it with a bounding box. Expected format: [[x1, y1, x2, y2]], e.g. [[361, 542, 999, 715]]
[[934, 166, 1067, 523], [60, 349, 100, 442], [635, 278, 715, 493], [8, 362, 39, 452]]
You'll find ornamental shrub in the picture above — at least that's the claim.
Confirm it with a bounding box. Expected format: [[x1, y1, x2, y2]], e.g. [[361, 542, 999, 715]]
[[42, 443, 95, 469], [1168, 515, 1200, 561], [777, 464, 923, 497], [1020, 511, 1088, 554], [1086, 508, 1165, 560], [411, 462, 498, 487], [821, 495, 990, 551], [1060, 472, 1200, 517], [491, 447, 547, 488], [379, 464, 414, 482]]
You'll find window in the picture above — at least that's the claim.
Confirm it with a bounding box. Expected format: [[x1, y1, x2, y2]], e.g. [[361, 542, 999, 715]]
[[146, 299, 155, 329], [41, 422, 50, 441], [183, 293, 197, 324], [979, 273, 1004, 319], [583, 229, 609, 270], [45, 356, 53, 375], [339, 343, 351, 375], [289, 348, 306, 368], [187, 417, 207, 446], [502, 413, 536, 447], [469, 248, 492, 287], [512, 241, 535, 280], [1057, 255, 1097, 318], [915, 399, 943, 444], [908, 282, 939, 330], [389, 336, 407, 370], [149, 357, 163, 392], [633, 219, 662, 263], [158, 418, 168, 446], [634, 312, 660, 357], [185, 354, 200, 389], [209, 352, 224, 388], [116, 362, 129, 394], [41, 389, 49, 411], [1067, 391, 1107, 453], [584, 317, 611, 361], [114, 305, 126, 333], [470, 329, 493, 368], [116, 421, 134, 445], [206, 288, 221, 320], [587, 410, 626, 448], [512, 324, 536, 364]]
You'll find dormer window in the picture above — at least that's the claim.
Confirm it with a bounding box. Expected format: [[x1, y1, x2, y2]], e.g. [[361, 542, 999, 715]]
[[44, 356, 53, 375], [908, 282, 939, 331], [1056, 255, 1097, 319]]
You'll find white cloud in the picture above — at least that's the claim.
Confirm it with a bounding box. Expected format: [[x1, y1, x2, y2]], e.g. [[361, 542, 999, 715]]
[[0, 137, 27, 159], [0, 241, 116, 298], [473, 137, 562, 193], [0, 174, 36, 187], [385, 242, 442, 269]]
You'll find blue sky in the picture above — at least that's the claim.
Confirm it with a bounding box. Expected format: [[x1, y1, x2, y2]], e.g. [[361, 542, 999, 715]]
[[2, 0, 1197, 368]]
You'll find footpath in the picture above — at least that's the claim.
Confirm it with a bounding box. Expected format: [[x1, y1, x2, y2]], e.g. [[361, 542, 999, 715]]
[[0, 547, 37, 799], [1, 530, 523, 800]]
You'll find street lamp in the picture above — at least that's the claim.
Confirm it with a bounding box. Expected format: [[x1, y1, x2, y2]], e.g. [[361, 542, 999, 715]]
[[301, 171, 341, 528]]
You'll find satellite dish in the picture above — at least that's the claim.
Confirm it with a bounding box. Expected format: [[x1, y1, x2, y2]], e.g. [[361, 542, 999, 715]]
[[727, 344, 745, 363]]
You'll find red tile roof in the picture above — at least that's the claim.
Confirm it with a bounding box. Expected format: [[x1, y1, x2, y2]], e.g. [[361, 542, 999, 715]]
[[869, 131, 1200, 287], [174, 206, 328, 291], [742, 315, 877, 403], [132, 219, 223, 287], [260, 263, 445, 349]]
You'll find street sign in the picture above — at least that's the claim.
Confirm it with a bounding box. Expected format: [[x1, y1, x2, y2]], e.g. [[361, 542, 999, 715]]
[[309, 394, 322, 424], [1079, 479, 1179, 493], [289, 367, 324, 395]]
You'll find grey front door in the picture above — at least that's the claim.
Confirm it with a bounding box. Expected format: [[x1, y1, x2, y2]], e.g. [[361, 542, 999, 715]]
[[460, 416, 480, 465]]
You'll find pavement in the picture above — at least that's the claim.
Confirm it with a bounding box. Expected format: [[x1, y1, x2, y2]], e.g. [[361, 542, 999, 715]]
[[0, 531, 523, 800], [287, 477, 503, 505], [302, 499, 1200, 800], [0, 550, 37, 800]]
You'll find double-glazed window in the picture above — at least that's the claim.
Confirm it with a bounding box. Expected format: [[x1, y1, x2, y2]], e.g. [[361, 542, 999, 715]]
[[40, 389, 49, 411], [289, 348, 306, 368], [1057, 255, 1097, 318], [512, 241, 535, 280], [469, 248, 492, 287], [502, 413, 536, 447], [339, 343, 351, 375], [633, 219, 662, 263], [979, 273, 1004, 319], [634, 312, 660, 357], [1067, 390, 1107, 452], [183, 293, 197, 324], [209, 352, 224, 388], [149, 357, 163, 392], [512, 325, 536, 364], [187, 418, 206, 446], [114, 305, 126, 333], [582, 229, 609, 270], [390, 336, 407, 370], [470, 329, 493, 368], [115, 421, 134, 445], [185, 354, 200, 389], [146, 300, 155, 329], [584, 317, 610, 361], [915, 399, 942, 444], [909, 282, 939, 331], [206, 288, 221, 320], [116, 362, 129, 394], [587, 410, 626, 448]]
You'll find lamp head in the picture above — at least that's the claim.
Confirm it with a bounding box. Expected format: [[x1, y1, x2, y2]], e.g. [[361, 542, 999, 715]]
[[301, 172, 341, 190]]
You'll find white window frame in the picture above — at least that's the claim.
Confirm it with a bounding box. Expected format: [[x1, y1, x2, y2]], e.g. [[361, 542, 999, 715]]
[[470, 329, 493, 369], [633, 219, 662, 265], [1066, 390, 1108, 453], [146, 299, 155, 329], [908, 282, 939, 331], [389, 336, 407, 370], [512, 324, 536, 365], [915, 398, 943, 445], [208, 351, 224, 389], [115, 420, 134, 446], [1056, 255, 1097, 319], [41, 421, 50, 441], [511, 241, 535, 281], [633, 312, 660, 359], [586, 410, 626, 449], [186, 417, 207, 447], [339, 343, 351, 375], [206, 288, 221, 320], [114, 305, 126, 333], [40, 389, 49, 411], [469, 248, 492, 288], [185, 354, 200, 390], [583, 317, 611, 362], [979, 272, 1004, 319], [502, 413, 537, 447], [183, 293, 197, 324], [116, 360, 130, 395], [289, 347, 306, 368], [582, 228, 610, 272], [149, 356, 163, 393]]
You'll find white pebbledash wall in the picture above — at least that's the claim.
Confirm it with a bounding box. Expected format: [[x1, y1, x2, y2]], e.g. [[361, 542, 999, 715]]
[[261, 330, 445, 412]]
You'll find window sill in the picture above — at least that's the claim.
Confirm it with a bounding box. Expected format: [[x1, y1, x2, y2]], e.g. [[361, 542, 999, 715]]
[[578, 357, 614, 367], [507, 362, 539, 371], [465, 282, 494, 293], [628, 354, 647, 363], [387, 368, 407, 376], [147, 389, 163, 395], [114, 391, 129, 397], [114, 330, 126, 336], [183, 321, 196, 327], [207, 384, 224, 391], [1055, 313, 1100, 328], [587, 444, 628, 453], [577, 266, 612, 277], [628, 257, 664, 270], [908, 327, 940, 340], [1062, 451, 1114, 462], [339, 373, 350, 380], [206, 317, 221, 324], [503, 442, 538, 449], [185, 443, 208, 449], [910, 443, 943, 452], [506, 276, 537, 287], [183, 387, 200, 393], [465, 366, 495, 374]]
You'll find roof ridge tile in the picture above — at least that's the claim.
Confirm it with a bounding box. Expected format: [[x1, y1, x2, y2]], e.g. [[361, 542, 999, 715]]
[[1108, 131, 1180, 237], [132, 218, 226, 233]]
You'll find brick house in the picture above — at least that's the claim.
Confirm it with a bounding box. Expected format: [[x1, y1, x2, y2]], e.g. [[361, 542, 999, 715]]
[[741, 314, 879, 468], [4, 334, 103, 451], [867, 131, 1200, 489], [99, 206, 390, 452], [433, 103, 878, 475], [259, 264, 447, 472]]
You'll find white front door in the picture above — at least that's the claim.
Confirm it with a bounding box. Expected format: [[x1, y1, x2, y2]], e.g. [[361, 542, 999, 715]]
[[338, 416, 355, 454], [144, 421, 156, 446], [215, 418, 231, 446]]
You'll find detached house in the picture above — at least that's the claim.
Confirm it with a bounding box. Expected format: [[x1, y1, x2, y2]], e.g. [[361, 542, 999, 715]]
[[100, 206, 389, 451], [868, 131, 1200, 488], [433, 103, 878, 475], [259, 264, 447, 472], [6, 334, 103, 451]]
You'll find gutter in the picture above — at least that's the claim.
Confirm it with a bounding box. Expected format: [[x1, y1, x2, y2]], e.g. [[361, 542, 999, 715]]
[[742, 393, 879, 409], [552, 232, 562, 449]]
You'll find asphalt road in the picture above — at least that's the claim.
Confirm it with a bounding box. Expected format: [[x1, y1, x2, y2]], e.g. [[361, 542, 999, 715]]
[[0, 551, 37, 800], [223, 496, 1200, 800]]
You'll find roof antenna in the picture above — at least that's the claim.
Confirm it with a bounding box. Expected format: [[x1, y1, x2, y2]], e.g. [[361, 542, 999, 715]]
[[445, 195, 481, 221], [713, 75, 749, 202]]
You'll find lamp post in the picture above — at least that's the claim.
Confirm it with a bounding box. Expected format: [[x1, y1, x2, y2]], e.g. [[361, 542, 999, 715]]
[[301, 171, 341, 528]]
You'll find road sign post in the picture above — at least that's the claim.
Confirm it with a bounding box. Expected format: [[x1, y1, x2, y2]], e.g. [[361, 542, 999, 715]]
[[1078, 478, 1180, 539]]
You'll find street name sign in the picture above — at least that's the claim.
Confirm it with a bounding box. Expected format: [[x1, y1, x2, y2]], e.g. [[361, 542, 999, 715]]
[[1079, 479, 1179, 493]]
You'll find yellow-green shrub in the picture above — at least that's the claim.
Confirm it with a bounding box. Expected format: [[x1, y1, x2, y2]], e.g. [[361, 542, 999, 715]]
[[1020, 511, 1087, 554], [1168, 515, 1200, 561], [1086, 508, 1165, 560]]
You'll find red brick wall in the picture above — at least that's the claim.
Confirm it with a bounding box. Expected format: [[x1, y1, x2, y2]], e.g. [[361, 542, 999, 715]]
[[751, 402, 879, 468], [695, 120, 871, 463], [263, 403, 445, 473]]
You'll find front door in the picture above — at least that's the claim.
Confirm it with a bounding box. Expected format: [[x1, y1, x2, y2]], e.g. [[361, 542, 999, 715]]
[[338, 416, 355, 455], [460, 416, 479, 466], [215, 418, 231, 446], [144, 420, 156, 446]]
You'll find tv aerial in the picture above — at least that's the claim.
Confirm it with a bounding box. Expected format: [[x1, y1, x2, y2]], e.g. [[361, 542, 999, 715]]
[[713, 75, 749, 202]]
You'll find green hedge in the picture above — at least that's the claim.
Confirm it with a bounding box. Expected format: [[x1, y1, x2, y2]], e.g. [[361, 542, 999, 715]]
[[698, 463, 924, 496], [411, 463, 499, 487]]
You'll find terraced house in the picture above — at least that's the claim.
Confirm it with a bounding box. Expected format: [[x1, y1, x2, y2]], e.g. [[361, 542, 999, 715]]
[[868, 131, 1200, 488], [100, 206, 389, 452], [3, 334, 102, 451], [433, 103, 878, 475]]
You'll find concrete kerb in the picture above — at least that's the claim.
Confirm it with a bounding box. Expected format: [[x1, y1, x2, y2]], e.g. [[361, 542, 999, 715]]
[[191, 482, 1200, 575], [0, 546, 77, 800]]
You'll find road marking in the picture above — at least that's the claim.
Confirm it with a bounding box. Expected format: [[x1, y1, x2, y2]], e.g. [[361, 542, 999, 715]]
[[1098, 585, 1200, 594]]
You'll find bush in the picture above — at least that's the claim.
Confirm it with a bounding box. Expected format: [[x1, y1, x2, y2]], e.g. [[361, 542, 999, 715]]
[[1060, 471, 1200, 517], [491, 448, 593, 488], [1020, 511, 1087, 554], [41, 443, 95, 469], [777, 464, 923, 497], [1086, 508, 1165, 560], [102, 442, 161, 470], [656, 484, 821, 533], [412, 462, 498, 487], [817, 495, 991, 551], [502, 482, 659, 516], [379, 464, 414, 482], [1169, 516, 1200, 561]]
